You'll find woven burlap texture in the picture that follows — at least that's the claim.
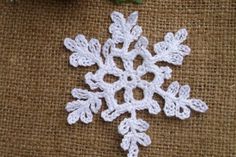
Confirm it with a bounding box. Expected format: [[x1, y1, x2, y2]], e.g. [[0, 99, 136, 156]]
[[0, 0, 235, 157]]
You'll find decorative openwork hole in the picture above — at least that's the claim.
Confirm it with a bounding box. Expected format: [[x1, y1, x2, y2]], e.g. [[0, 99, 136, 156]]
[[132, 87, 144, 100], [128, 41, 136, 52], [103, 74, 119, 83], [116, 43, 124, 49], [141, 72, 155, 82], [115, 88, 125, 104], [127, 76, 132, 81], [133, 55, 143, 70], [179, 107, 184, 113], [113, 57, 125, 70]]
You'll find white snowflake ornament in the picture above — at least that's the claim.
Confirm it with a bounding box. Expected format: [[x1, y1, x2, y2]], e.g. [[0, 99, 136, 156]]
[[64, 11, 208, 157]]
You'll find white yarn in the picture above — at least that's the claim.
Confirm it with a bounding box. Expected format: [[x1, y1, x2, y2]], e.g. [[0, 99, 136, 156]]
[[64, 11, 208, 157]]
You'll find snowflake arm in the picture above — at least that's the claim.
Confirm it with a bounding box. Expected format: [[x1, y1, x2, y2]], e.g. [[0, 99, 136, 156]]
[[66, 88, 104, 124], [155, 82, 208, 120], [152, 28, 191, 65], [64, 11, 208, 157], [119, 117, 151, 157], [64, 34, 103, 67]]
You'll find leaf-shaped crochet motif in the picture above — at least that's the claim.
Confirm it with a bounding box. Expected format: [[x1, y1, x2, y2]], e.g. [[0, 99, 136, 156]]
[[153, 29, 191, 65], [118, 118, 149, 135], [64, 11, 208, 157], [64, 35, 101, 67], [66, 89, 101, 124], [163, 81, 208, 120], [119, 118, 151, 156]]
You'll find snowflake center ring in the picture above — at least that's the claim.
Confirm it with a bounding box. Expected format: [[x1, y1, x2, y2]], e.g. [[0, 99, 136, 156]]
[[64, 11, 208, 157], [123, 72, 138, 85]]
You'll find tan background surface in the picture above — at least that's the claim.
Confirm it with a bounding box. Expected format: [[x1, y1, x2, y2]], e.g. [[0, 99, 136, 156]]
[[0, 0, 235, 157]]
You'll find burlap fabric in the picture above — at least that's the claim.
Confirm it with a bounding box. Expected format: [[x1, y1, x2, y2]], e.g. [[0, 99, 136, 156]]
[[0, 0, 235, 157]]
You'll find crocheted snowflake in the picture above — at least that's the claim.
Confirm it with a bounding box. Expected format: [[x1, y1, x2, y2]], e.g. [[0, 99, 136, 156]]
[[64, 11, 208, 157]]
